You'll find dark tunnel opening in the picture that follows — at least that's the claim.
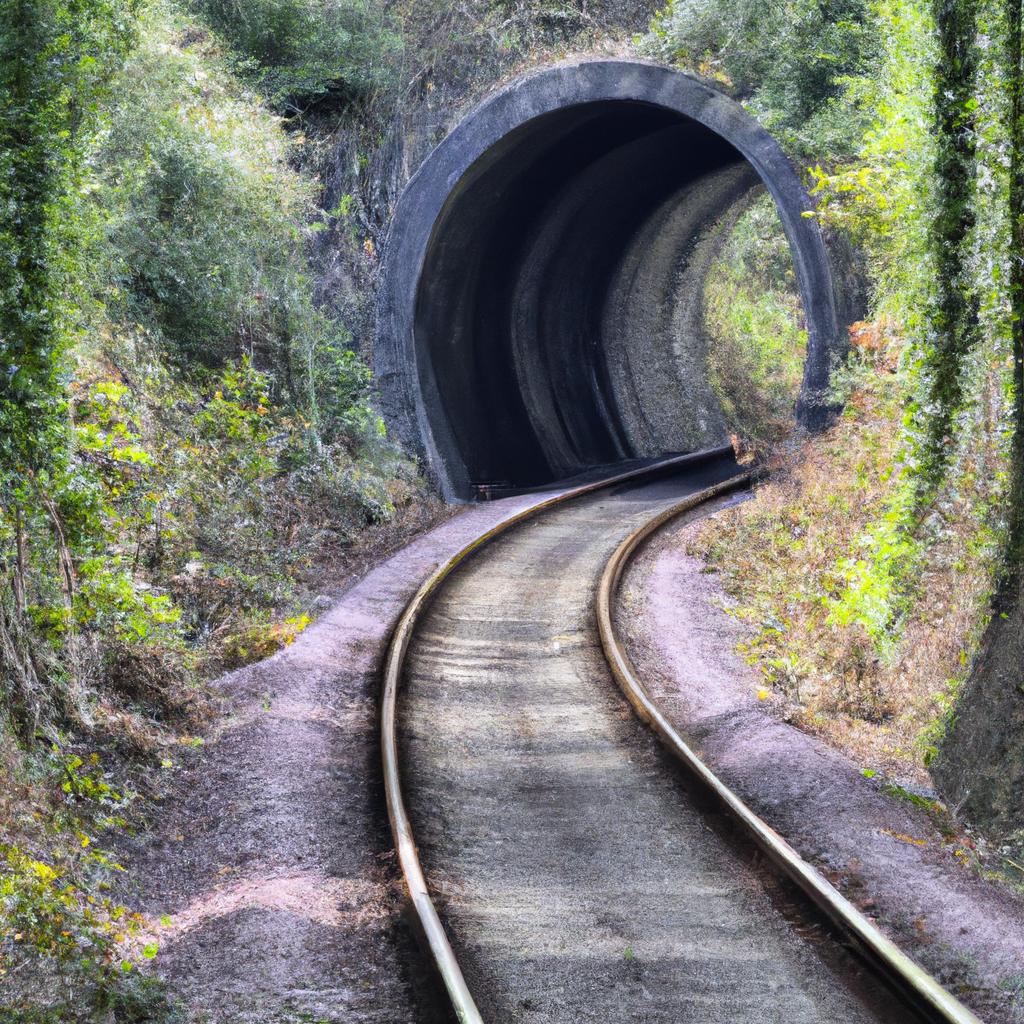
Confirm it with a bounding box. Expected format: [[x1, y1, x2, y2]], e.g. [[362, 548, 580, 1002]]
[[377, 63, 841, 501], [417, 101, 756, 490]]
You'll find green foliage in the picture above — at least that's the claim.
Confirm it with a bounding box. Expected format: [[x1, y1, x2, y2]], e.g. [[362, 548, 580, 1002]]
[[99, 16, 330, 397], [189, 0, 401, 109], [0, 0, 143, 735], [61, 347, 411, 673], [690, 348, 999, 771], [0, 0, 416, 741], [1, 841, 136, 965], [705, 195, 807, 444], [801, 0, 1004, 650], [97, 9, 375, 441], [219, 613, 309, 669], [1001, 0, 1024, 575], [807, 0, 936, 326], [0, 744, 177, 1022], [644, 0, 877, 157], [826, 484, 921, 645], [684, 0, 1014, 792], [912, 0, 981, 499], [0, 0, 138, 479]]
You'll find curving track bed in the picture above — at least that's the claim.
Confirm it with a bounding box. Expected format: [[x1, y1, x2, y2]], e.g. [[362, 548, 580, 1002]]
[[386, 453, 977, 1024]]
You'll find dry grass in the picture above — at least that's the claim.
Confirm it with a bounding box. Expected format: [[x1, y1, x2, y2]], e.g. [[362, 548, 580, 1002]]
[[689, 332, 1000, 785]]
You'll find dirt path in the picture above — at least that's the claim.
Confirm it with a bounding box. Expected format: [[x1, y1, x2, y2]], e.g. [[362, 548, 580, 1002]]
[[400, 464, 913, 1024], [118, 490, 579, 1024], [617, 499, 1024, 1024]]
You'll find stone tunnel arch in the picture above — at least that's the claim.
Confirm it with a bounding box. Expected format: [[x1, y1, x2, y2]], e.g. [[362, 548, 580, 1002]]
[[375, 60, 841, 501]]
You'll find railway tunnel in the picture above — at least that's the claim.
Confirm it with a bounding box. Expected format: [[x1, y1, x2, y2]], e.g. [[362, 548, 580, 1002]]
[[375, 60, 842, 501]]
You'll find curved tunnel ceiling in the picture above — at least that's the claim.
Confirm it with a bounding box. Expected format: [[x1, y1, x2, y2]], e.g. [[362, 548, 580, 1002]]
[[376, 61, 840, 501]]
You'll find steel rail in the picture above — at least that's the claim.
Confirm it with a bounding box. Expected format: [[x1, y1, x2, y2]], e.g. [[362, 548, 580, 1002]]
[[595, 483, 986, 1024], [380, 445, 735, 1024]]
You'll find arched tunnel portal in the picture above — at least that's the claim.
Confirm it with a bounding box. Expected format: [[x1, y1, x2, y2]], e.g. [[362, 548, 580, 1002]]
[[376, 61, 841, 501]]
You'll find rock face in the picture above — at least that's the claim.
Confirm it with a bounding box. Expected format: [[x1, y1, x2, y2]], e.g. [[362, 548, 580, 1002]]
[[933, 592, 1024, 840], [374, 61, 842, 500]]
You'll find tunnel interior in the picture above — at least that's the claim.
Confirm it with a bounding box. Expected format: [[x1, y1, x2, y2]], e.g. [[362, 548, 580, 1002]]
[[416, 100, 763, 494], [378, 64, 839, 501]]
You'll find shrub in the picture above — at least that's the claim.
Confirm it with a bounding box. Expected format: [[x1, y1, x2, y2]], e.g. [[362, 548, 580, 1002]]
[[0, 743, 175, 1023], [644, 0, 878, 158], [806, 0, 936, 328], [0, 0, 418, 743], [688, 342, 998, 777], [189, 0, 401, 109], [98, 8, 373, 438], [0, 0, 141, 737], [0, 0, 138, 479], [101, 16, 318, 370]]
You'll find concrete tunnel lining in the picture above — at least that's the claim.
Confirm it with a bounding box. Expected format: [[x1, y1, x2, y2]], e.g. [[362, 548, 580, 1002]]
[[375, 60, 841, 501]]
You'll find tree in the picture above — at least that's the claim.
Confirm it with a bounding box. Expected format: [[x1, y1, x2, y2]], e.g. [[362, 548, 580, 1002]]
[[646, 0, 877, 158], [912, 0, 981, 503], [931, 0, 1024, 839], [1005, 0, 1024, 580], [0, 0, 137, 733]]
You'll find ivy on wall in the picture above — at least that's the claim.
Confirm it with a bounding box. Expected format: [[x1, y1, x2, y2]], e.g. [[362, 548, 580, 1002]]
[[1004, 0, 1024, 580]]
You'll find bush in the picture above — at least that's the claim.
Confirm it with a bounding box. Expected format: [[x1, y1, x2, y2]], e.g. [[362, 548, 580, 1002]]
[[189, 0, 401, 109], [102, 16, 314, 369], [688, 342, 998, 777], [0, 0, 424, 745], [0, 741, 177, 1023], [98, 8, 372, 438], [644, 0, 877, 158], [806, 0, 935, 328]]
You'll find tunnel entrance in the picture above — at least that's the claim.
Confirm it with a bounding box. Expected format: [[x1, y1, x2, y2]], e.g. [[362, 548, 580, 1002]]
[[376, 61, 840, 501]]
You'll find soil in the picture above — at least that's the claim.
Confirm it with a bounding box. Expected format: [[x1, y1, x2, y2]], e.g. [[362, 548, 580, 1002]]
[[618, 495, 1024, 1024]]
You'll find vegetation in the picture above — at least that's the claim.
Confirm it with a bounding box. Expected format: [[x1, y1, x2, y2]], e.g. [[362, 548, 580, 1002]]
[[1003, 0, 1024, 580], [1, 0, 139, 737], [188, 0, 400, 110], [5, 0, 1024, 1012], [0, 0, 657, 1012], [0, 0, 422, 742], [0, 0, 432, 1015], [690, 333, 998, 778], [0, 734, 175, 1021], [643, 0, 878, 158], [663, 0, 1024, 852], [915, 0, 980, 502], [704, 195, 807, 445]]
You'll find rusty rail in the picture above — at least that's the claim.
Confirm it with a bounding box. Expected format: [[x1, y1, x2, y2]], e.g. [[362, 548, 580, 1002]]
[[381, 449, 983, 1024], [594, 482, 985, 1024], [380, 446, 734, 1023]]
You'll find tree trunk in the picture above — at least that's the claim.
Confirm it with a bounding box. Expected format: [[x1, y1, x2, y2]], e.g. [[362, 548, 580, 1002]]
[[915, 0, 980, 500], [932, 0, 1024, 839], [0, 596, 43, 742]]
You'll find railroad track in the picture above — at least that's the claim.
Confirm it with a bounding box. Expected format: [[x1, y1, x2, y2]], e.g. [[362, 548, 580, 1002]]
[[381, 447, 983, 1024]]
